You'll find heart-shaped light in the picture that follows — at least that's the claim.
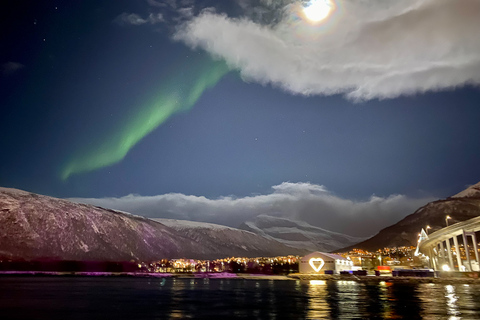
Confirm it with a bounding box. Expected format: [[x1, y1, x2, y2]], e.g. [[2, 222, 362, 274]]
[[309, 258, 325, 272]]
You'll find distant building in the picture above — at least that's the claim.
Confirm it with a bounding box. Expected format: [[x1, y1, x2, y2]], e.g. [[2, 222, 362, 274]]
[[299, 252, 353, 274]]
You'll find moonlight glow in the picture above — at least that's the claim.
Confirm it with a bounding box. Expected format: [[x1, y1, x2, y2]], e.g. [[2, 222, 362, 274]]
[[303, 0, 333, 22]]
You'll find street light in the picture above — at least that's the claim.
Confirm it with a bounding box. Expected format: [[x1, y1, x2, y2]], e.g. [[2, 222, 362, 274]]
[[445, 215, 451, 227], [426, 225, 431, 234]]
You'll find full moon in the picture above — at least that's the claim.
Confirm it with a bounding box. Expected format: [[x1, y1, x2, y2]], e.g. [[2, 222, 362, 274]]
[[303, 0, 333, 22]]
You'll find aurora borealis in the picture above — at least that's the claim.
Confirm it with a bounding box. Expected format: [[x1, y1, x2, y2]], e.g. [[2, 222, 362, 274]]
[[60, 57, 229, 180], [1, 0, 480, 232]]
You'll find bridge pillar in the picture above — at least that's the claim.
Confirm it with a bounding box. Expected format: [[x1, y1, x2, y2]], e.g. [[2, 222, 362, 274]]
[[445, 238, 454, 270], [472, 232, 479, 266], [439, 241, 446, 265], [466, 231, 479, 271], [429, 247, 437, 270], [453, 235, 463, 271], [462, 229, 472, 271]]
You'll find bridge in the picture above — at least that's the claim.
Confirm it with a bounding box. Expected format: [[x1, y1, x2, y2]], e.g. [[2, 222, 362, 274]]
[[418, 216, 480, 271]]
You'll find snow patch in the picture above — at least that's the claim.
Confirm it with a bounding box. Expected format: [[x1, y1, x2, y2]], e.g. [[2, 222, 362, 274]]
[[79, 240, 89, 252], [451, 182, 480, 199], [154, 218, 239, 231]]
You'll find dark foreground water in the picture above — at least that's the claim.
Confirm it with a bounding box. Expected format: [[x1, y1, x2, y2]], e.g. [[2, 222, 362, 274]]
[[1, 277, 480, 319]]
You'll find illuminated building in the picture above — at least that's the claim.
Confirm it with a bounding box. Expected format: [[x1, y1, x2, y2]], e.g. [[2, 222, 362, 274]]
[[299, 252, 353, 274]]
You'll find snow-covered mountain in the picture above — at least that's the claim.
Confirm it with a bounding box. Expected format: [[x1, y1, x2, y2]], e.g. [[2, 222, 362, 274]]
[[339, 181, 480, 252], [451, 181, 480, 199], [0, 187, 303, 262], [239, 215, 366, 252], [152, 218, 307, 257]]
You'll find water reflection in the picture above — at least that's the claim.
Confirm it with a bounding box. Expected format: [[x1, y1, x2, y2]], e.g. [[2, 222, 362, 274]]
[[445, 285, 460, 320], [1, 277, 480, 319], [335, 281, 361, 319], [306, 280, 373, 319], [417, 282, 480, 320], [364, 280, 388, 318], [306, 279, 330, 319], [169, 278, 185, 319], [306, 280, 461, 319]]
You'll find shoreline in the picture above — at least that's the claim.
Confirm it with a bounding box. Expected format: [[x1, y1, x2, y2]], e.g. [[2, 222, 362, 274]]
[[286, 273, 480, 284], [0, 271, 479, 283]]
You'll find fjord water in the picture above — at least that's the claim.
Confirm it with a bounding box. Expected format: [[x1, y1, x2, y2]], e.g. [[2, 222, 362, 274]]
[[1, 277, 480, 319]]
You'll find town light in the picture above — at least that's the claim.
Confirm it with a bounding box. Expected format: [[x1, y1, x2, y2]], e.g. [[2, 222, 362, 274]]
[[442, 264, 451, 271], [426, 225, 431, 234], [445, 215, 452, 227]]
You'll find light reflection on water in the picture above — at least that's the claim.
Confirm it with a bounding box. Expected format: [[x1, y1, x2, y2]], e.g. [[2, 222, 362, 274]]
[[307, 279, 329, 318], [0, 277, 480, 319], [445, 284, 460, 319]]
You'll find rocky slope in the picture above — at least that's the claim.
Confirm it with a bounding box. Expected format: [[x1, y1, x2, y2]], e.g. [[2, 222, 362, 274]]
[[338, 182, 480, 252], [239, 215, 366, 252], [0, 187, 302, 262]]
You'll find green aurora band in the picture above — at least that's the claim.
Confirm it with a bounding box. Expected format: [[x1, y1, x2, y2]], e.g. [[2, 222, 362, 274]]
[[61, 59, 230, 180]]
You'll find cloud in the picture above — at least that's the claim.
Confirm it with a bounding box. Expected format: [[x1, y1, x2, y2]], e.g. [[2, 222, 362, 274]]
[[177, 6, 194, 19], [174, 0, 480, 100], [2, 62, 25, 76], [71, 182, 435, 237], [147, 0, 173, 8], [114, 12, 164, 26]]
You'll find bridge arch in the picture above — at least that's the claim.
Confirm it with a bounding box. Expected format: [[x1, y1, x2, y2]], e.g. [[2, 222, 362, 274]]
[[418, 216, 480, 271]]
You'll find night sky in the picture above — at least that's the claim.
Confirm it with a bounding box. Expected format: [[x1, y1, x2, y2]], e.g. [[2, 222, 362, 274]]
[[1, 0, 480, 236]]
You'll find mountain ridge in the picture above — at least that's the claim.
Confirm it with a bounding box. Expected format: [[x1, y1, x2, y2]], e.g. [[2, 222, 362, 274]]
[[0, 187, 303, 261], [337, 182, 480, 252], [239, 214, 366, 252]]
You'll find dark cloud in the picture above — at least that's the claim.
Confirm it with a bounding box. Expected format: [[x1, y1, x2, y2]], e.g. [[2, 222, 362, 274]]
[[114, 12, 164, 25], [2, 61, 24, 76], [146, 0, 173, 8]]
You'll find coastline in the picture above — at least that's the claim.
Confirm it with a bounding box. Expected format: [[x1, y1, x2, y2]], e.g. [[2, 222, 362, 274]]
[[286, 273, 480, 284], [1, 271, 479, 283]]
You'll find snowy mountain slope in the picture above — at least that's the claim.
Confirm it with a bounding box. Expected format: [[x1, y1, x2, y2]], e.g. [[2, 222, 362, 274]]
[[338, 181, 480, 252], [451, 181, 480, 199], [0, 187, 303, 261], [153, 218, 307, 257], [239, 215, 366, 252]]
